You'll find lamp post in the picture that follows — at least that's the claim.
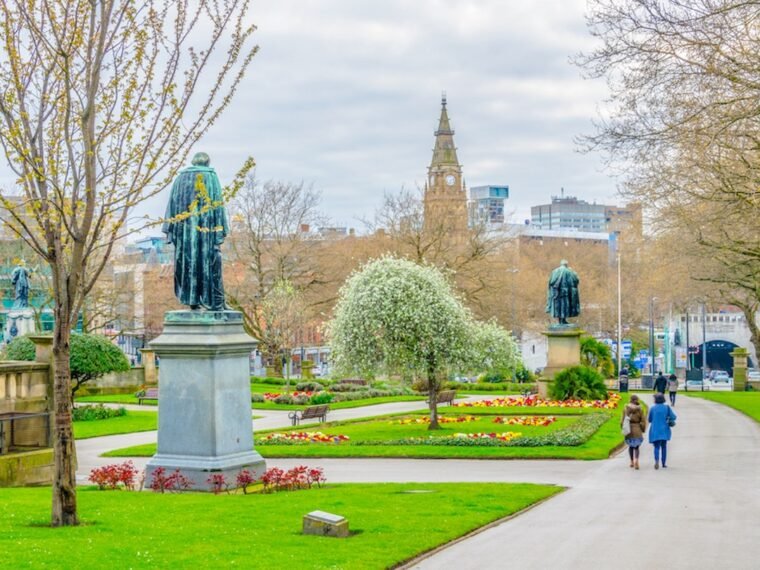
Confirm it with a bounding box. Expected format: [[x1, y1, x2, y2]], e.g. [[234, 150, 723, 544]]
[[649, 297, 657, 376], [616, 251, 622, 376], [702, 303, 708, 377], [507, 268, 519, 380]]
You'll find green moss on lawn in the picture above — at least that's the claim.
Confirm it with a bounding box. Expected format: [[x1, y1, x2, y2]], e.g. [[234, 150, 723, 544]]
[[0, 483, 560, 569]]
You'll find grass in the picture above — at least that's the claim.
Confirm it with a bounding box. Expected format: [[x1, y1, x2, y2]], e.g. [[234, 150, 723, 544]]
[[105, 405, 626, 460], [76, 394, 155, 406], [73, 411, 158, 440], [0, 483, 561, 569], [685, 391, 760, 424]]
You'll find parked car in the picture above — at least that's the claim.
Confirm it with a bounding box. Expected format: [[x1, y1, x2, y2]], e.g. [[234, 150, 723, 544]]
[[685, 378, 710, 391], [748, 369, 760, 382]]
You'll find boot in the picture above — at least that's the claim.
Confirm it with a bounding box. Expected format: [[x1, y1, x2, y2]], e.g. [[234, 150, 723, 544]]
[[634, 460, 639, 470]]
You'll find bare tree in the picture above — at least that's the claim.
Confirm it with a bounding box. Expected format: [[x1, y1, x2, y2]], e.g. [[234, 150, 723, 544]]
[[366, 188, 509, 319], [576, 0, 760, 356], [226, 176, 327, 357], [257, 279, 306, 386], [0, 1, 257, 526]]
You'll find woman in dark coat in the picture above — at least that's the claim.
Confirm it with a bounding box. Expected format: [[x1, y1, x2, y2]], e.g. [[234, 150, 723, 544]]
[[648, 393, 677, 469], [622, 394, 646, 469]]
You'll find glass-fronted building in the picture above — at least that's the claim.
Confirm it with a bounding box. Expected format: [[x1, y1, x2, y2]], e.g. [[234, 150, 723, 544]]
[[469, 185, 509, 224]]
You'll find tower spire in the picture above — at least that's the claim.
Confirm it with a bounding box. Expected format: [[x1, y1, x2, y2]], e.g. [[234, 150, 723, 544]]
[[431, 93, 458, 165]]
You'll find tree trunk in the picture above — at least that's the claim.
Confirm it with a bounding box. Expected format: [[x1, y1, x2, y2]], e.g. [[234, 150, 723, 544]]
[[51, 314, 79, 527], [739, 306, 760, 367], [427, 364, 440, 430]]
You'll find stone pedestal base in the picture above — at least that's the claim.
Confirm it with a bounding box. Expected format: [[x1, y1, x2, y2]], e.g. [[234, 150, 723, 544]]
[[4, 309, 36, 343], [731, 348, 748, 392], [145, 310, 265, 491], [540, 326, 583, 397]]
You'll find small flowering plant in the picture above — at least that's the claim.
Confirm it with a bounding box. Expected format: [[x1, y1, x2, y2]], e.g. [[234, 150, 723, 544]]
[[149, 467, 194, 493], [89, 461, 139, 490], [257, 432, 349, 444], [493, 416, 557, 427], [262, 391, 313, 401], [452, 431, 522, 442], [261, 465, 326, 493]]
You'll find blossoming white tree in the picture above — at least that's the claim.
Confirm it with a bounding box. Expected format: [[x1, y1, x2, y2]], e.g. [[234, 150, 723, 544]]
[[328, 257, 472, 429], [464, 320, 519, 379]]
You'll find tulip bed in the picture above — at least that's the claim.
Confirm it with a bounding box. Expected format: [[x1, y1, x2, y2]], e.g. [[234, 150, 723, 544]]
[[0, 483, 561, 569]]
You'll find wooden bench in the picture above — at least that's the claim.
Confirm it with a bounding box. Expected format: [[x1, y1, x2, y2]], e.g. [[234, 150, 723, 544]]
[[288, 404, 329, 426], [137, 388, 159, 405], [436, 390, 456, 406]]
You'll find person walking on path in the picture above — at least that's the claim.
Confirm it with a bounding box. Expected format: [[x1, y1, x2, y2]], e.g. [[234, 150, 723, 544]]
[[648, 393, 677, 469], [622, 394, 646, 469], [654, 373, 667, 394], [667, 374, 679, 406]]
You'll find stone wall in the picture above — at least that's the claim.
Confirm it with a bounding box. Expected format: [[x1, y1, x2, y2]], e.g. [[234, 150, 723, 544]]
[[76, 367, 146, 395]]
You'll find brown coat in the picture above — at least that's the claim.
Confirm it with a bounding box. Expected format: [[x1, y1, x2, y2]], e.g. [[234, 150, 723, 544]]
[[622, 403, 647, 440]]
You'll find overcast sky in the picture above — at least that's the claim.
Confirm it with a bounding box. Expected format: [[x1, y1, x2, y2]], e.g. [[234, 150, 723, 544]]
[[3, 1, 619, 234], [211, 0, 615, 229]]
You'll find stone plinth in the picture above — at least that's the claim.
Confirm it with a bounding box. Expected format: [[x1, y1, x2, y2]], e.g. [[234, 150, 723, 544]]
[[731, 347, 748, 392], [145, 310, 265, 491], [538, 326, 583, 398], [303, 510, 349, 538], [4, 309, 36, 344], [140, 348, 158, 385]]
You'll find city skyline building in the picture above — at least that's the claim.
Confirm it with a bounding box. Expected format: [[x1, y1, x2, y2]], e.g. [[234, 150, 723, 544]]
[[530, 191, 641, 234], [469, 185, 509, 225]]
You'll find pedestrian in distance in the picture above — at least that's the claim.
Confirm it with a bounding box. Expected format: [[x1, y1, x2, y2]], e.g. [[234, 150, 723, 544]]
[[667, 374, 679, 406], [648, 393, 677, 469], [654, 372, 667, 394], [621, 394, 646, 469]]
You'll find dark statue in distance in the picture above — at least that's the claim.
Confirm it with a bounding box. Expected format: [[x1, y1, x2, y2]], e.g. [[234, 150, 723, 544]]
[[163, 152, 229, 311], [545, 259, 580, 326], [11, 259, 32, 309]]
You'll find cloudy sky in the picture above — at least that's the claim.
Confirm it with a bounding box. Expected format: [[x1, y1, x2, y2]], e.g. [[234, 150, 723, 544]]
[[2, 1, 618, 232]]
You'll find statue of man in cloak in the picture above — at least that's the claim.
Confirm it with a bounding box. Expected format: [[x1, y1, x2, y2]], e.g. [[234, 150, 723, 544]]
[[11, 259, 32, 309], [545, 259, 580, 325], [162, 152, 229, 311]]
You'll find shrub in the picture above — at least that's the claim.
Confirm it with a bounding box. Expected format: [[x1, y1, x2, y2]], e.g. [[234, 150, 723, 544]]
[[295, 381, 324, 392], [207, 473, 229, 495], [550, 365, 608, 401], [149, 467, 194, 493], [309, 392, 333, 405], [250, 393, 266, 403], [292, 395, 310, 405], [7, 333, 130, 397], [480, 370, 508, 383], [251, 376, 287, 386], [88, 461, 138, 490], [73, 404, 127, 421], [273, 394, 294, 405], [236, 470, 255, 494], [330, 383, 365, 392]]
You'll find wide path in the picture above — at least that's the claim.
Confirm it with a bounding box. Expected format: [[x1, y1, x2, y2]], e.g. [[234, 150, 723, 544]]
[[409, 395, 760, 570]]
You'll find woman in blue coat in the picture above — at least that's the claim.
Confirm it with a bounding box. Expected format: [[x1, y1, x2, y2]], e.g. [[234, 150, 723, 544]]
[[648, 393, 677, 469]]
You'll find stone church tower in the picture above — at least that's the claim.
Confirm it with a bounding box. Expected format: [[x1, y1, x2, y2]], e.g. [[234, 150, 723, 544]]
[[423, 94, 468, 235]]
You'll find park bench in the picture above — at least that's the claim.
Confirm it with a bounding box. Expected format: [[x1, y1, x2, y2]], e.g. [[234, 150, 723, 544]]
[[136, 388, 159, 405], [436, 390, 457, 406], [521, 386, 538, 397], [288, 404, 330, 426]]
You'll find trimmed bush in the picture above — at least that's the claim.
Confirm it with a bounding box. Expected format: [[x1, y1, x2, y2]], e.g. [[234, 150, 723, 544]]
[[251, 376, 287, 386], [292, 395, 310, 405], [73, 404, 127, 422], [330, 383, 365, 392], [251, 393, 266, 403], [273, 394, 294, 405], [550, 365, 608, 401], [295, 381, 324, 392], [309, 392, 333, 405]]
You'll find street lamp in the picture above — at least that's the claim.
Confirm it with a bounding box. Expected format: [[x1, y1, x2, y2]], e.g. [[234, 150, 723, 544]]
[[649, 297, 658, 377]]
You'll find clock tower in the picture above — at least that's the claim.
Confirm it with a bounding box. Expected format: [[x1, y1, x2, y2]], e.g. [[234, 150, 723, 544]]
[[423, 94, 468, 234]]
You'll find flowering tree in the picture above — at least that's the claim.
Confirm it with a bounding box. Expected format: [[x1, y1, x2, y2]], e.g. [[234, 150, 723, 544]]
[[0, 1, 256, 526], [464, 320, 519, 378], [329, 257, 471, 429]]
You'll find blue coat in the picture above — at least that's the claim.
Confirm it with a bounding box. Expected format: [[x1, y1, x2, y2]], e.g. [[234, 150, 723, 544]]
[[648, 403, 676, 443]]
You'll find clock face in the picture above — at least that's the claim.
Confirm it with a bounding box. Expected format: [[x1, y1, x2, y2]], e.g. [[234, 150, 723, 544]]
[[445, 175, 455, 186]]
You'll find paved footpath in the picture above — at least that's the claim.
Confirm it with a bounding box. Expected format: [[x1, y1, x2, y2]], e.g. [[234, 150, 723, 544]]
[[77, 394, 760, 569]]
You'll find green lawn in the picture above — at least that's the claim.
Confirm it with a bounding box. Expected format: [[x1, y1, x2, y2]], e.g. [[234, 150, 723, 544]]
[[76, 394, 155, 406], [0, 483, 561, 569], [686, 392, 760, 424], [105, 407, 625, 460], [73, 411, 158, 440]]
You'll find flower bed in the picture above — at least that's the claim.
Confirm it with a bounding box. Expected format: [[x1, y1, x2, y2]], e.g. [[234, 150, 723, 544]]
[[392, 415, 478, 425], [493, 416, 556, 427], [262, 391, 314, 401], [356, 413, 609, 447], [257, 432, 350, 444], [454, 393, 621, 409]]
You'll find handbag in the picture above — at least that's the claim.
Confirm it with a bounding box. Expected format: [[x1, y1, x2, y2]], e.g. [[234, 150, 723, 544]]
[[667, 409, 676, 428], [622, 414, 631, 436]]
